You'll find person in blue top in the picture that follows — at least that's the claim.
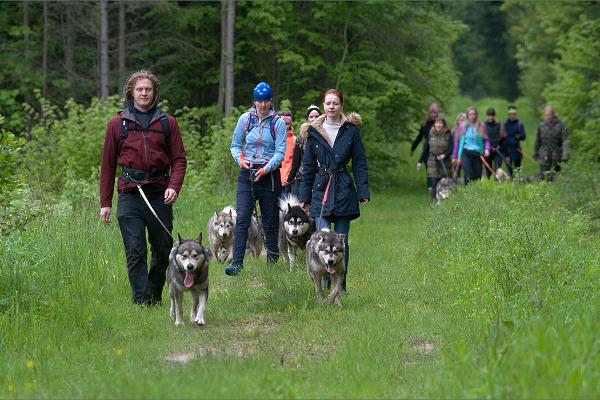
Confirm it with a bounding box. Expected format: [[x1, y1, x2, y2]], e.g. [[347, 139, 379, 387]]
[[452, 106, 490, 184], [300, 88, 370, 293], [502, 105, 526, 176], [226, 82, 287, 276]]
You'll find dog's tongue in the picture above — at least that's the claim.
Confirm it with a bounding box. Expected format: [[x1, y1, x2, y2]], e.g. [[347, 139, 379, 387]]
[[326, 266, 336, 275], [184, 272, 194, 288]]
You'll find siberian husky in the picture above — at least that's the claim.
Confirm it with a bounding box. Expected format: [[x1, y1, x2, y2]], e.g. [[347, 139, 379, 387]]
[[207, 206, 262, 262], [279, 193, 315, 271], [167, 232, 210, 326], [306, 229, 346, 307]]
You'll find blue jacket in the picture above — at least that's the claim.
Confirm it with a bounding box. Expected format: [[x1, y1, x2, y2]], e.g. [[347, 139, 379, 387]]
[[230, 107, 286, 173], [502, 118, 526, 160], [299, 113, 370, 220]]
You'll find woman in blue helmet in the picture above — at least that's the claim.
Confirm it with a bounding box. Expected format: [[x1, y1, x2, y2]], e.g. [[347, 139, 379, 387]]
[[226, 82, 287, 276]]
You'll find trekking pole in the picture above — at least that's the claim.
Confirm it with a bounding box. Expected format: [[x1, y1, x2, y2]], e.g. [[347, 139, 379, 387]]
[[517, 148, 540, 165], [479, 155, 498, 180]]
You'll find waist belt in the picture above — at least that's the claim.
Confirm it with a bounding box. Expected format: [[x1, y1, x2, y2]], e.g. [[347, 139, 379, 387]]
[[121, 166, 169, 183], [318, 166, 346, 175]]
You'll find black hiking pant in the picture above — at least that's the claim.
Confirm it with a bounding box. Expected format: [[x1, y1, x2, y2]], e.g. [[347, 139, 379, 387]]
[[232, 168, 282, 265], [461, 149, 483, 184], [117, 186, 173, 304]]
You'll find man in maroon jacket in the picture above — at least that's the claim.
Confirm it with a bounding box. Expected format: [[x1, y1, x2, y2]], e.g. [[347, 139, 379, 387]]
[[100, 70, 186, 305]]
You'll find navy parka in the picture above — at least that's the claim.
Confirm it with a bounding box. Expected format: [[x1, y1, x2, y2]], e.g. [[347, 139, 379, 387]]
[[299, 113, 370, 220]]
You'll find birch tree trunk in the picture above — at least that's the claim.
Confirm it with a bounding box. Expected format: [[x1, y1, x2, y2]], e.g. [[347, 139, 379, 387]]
[[99, 0, 109, 102], [42, 1, 48, 97], [118, 1, 126, 86], [217, 0, 226, 117], [224, 0, 235, 117]]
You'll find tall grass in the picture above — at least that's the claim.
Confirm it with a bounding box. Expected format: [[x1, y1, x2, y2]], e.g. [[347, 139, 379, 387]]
[[421, 176, 600, 397], [1, 162, 598, 398]]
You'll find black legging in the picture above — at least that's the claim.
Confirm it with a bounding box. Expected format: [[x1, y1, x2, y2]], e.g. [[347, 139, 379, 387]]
[[461, 150, 482, 184]]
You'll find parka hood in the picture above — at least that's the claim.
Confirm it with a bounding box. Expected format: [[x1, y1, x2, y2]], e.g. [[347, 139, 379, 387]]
[[309, 112, 363, 144]]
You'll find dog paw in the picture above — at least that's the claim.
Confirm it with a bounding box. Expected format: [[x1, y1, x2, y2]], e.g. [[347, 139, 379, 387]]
[[175, 320, 184, 326], [194, 318, 205, 326]]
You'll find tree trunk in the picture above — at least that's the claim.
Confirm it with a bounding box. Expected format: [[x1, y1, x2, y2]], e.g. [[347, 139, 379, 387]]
[[99, 0, 109, 102], [118, 0, 126, 86], [23, 0, 32, 138], [62, 5, 75, 98], [217, 0, 226, 118], [224, 0, 235, 117], [42, 1, 48, 97]]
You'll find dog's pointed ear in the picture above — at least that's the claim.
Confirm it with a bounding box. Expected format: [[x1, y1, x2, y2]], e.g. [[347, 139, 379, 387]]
[[337, 233, 347, 243], [288, 203, 292, 212], [197, 231, 203, 244], [177, 232, 183, 243], [214, 211, 218, 218], [228, 209, 233, 218]]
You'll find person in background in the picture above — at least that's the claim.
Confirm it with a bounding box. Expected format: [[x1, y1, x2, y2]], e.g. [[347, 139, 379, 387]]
[[279, 110, 296, 195], [483, 107, 505, 177], [534, 105, 569, 179], [286, 105, 320, 197], [452, 106, 490, 184], [502, 105, 526, 176], [451, 112, 466, 177], [300, 89, 369, 293], [419, 116, 453, 201], [411, 103, 439, 192], [226, 82, 286, 276]]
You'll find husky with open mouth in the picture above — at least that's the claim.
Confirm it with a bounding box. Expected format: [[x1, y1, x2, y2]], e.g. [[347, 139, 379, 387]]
[[306, 229, 346, 306], [167, 232, 210, 326], [279, 193, 315, 271]]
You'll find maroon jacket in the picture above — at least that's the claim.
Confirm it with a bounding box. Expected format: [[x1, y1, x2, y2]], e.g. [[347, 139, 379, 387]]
[[100, 105, 187, 208]]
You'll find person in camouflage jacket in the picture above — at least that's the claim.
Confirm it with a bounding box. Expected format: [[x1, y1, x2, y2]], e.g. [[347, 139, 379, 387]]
[[534, 106, 569, 176]]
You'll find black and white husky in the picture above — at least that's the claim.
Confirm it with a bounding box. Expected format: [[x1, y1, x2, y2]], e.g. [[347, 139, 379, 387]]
[[278, 193, 315, 271], [306, 229, 346, 307], [167, 232, 210, 326]]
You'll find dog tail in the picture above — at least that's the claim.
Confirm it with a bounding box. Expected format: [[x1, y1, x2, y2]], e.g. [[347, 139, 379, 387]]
[[279, 193, 301, 211]]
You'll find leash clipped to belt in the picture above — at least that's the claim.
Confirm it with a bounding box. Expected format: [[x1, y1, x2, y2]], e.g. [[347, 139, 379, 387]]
[[123, 170, 174, 241]]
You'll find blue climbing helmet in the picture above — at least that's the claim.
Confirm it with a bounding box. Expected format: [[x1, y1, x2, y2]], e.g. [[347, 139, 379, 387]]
[[253, 82, 272, 101]]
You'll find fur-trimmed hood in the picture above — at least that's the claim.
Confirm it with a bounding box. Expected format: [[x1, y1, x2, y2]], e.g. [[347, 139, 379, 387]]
[[309, 112, 363, 145]]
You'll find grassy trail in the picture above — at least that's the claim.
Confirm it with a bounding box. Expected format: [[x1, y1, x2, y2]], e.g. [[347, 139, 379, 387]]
[[0, 173, 457, 398]]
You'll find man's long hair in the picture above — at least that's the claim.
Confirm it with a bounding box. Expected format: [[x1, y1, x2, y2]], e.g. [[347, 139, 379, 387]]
[[122, 69, 160, 106]]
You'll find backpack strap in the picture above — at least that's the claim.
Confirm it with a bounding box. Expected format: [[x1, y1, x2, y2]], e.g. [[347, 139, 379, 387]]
[[159, 115, 171, 155], [270, 115, 280, 141], [242, 110, 279, 141]]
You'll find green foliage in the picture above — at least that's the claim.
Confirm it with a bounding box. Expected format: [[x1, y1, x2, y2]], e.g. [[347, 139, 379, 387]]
[[543, 16, 600, 159], [0, 116, 24, 196], [19, 93, 121, 200], [421, 167, 600, 397], [502, 1, 594, 109], [448, 1, 520, 100]]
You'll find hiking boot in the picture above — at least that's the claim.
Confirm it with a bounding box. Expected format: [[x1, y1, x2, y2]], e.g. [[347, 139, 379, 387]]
[[225, 263, 243, 276]]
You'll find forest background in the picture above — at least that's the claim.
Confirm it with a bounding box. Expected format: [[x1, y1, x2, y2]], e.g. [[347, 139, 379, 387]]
[[1, 1, 599, 224]]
